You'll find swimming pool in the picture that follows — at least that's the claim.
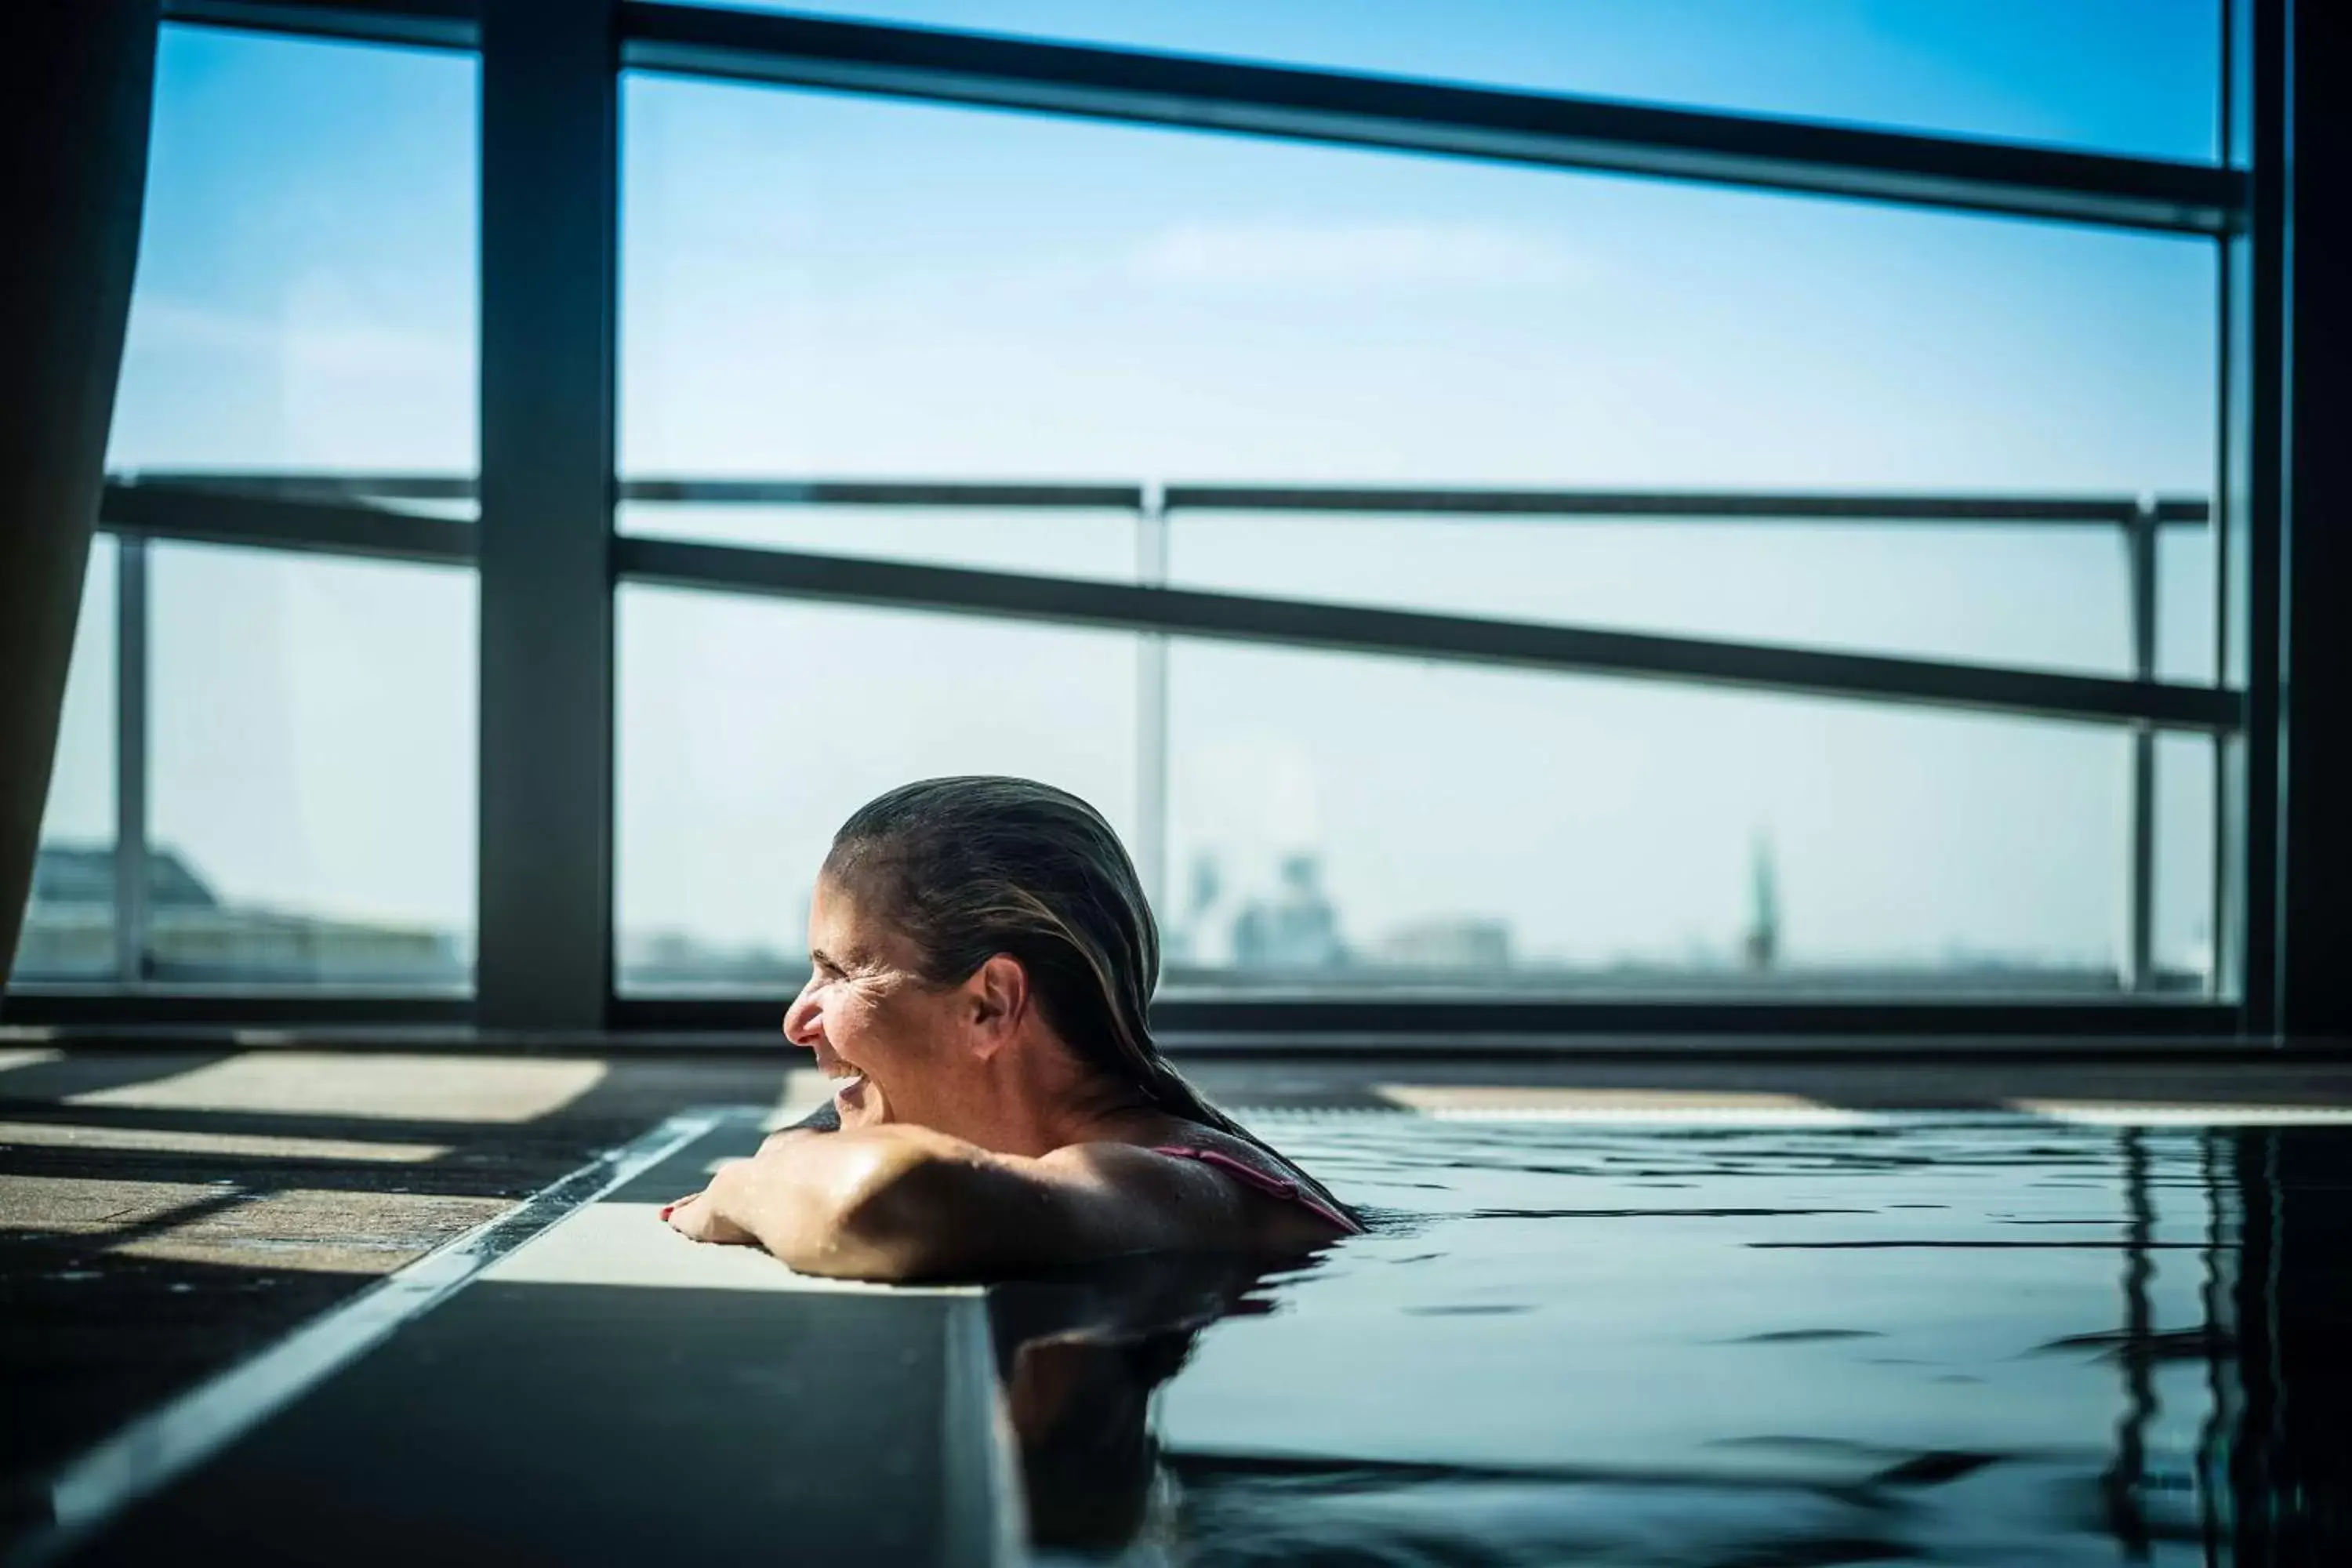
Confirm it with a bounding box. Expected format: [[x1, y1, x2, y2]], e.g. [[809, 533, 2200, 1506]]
[[1011, 1110, 2347, 1566], [33, 1102, 2346, 1567]]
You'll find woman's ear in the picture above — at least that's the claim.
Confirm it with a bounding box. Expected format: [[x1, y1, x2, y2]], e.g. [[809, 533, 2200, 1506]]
[[967, 953, 1031, 1058]]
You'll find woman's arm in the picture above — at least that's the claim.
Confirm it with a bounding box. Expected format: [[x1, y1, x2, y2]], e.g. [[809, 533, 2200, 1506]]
[[665, 1125, 1274, 1280]]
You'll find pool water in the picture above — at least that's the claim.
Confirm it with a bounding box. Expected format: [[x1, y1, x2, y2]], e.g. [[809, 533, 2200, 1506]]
[[999, 1112, 2352, 1566]]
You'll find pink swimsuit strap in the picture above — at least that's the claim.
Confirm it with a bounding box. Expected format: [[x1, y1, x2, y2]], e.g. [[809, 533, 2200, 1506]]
[[1150, 1145, 1360, 1233]]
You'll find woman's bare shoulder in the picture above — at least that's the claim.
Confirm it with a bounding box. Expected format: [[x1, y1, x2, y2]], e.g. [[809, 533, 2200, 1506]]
[[1043, 1127, 1353, 1247]]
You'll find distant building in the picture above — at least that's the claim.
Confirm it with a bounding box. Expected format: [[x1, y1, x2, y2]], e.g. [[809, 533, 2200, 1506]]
[[1162, 850, 1227, 967], [1229, 853, 1345, 970], [15, 845, 114, 978], [1742, 833, 1781, 972], [14, 841, 464, 985], [1367, 916, 1512, 971]]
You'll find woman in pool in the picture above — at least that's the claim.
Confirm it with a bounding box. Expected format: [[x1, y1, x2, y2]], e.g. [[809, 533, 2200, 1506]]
[[662, 775, 1362, 1279]]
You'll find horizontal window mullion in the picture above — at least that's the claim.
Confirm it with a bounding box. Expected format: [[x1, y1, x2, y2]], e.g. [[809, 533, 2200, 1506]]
[[118, 472, 2216, 528], [1163, 487, 2211, 525], [99, 482, 475, 567], [620, 2, 2241, 236], [118, 470, 480, 503], [150, 2, 2239, 234], [615, 534, 2241, 734], [624, 477, 1142, 508], [161, 0, 477, 50]]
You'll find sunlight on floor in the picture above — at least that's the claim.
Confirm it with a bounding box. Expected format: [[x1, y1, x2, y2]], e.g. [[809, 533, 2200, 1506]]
[[110, 1187, 510, 1273], [66, 1053, 609, 1123], [0, 1174, 225, 1235]]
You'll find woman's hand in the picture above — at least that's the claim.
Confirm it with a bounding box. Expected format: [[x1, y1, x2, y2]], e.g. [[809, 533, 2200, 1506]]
[[649, 1126, 982, 1278], [660, 1160, 759, 1246]]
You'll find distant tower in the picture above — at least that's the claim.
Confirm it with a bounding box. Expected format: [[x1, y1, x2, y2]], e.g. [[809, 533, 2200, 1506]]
[[1186, 851, 1221, 926], [1742, 833, 1780, 971], [1166, 851, 1223, 967], [1232, 852, 1345, 970]]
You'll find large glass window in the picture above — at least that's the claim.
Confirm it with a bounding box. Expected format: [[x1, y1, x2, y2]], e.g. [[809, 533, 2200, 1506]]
[[11, 541, 118, 983], [615, 587, 1138, 992], [147, 544, 476, 988], [106, 25, 478, 485], [2154, 735, 2216, 987], [619, 71, 2217, 1000], [22, 24, 488, 995], [20, 6, 2228, 1015], [707, 1, 2222, 163], [2157, 524, 2220, 685]]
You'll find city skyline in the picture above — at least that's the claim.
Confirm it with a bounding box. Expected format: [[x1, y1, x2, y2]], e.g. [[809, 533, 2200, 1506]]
[[18, 828, 2160, 993]]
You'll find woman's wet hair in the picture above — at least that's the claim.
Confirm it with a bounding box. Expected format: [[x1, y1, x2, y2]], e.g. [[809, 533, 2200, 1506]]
[[822, 775, 1356, 1224]]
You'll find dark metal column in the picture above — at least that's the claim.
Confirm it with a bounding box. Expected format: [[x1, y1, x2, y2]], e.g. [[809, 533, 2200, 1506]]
[[0, 0, 157, 996], [2274, 0, 2352, 1040], [2215, 0, 2287, 1034], [478, 0, 619, 1030]]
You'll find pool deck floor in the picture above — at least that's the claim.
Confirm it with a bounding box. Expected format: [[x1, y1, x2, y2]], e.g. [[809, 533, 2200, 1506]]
[[5, 1040, 2352, 1557]]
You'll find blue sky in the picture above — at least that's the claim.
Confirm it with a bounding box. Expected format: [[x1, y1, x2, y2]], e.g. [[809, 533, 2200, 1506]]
[[736, 0, 2221, 161], [43, 5, 2226, 978]]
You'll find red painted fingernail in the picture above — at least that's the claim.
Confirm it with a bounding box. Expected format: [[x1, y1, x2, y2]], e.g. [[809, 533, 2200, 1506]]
[[659, 1203, 676, 1221]]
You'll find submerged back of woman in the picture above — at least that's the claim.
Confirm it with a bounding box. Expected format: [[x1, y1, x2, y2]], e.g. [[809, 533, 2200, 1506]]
[[663, 776, 1361, 1279]]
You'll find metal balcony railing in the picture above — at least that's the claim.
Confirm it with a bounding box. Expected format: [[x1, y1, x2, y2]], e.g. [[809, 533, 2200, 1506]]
[[89, 470, 2227, 996]]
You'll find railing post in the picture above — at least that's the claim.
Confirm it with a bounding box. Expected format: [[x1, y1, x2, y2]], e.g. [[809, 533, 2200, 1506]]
[[1136, 481, 1170, 918], [114, 533, 148, 985], [2126, 503, 2157, 993]]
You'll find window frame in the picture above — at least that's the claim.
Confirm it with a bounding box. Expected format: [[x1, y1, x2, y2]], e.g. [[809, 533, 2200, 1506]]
[[10, 0, 2293, 1044]]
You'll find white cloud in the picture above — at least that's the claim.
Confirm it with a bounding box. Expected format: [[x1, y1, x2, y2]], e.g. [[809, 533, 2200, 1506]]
[[1128, 220, 1581, 289]]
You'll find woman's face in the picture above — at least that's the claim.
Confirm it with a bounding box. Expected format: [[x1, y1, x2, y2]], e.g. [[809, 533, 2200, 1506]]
[[782, 877, 964, 1130]]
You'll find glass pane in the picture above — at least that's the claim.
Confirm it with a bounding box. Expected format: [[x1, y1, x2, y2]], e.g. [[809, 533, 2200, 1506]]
[[1165, 641, 2133, 991], [2157, 520, 2220, 685], [621, 77, 2215, 504], [148, 543, 476, 988], [2154, 734, 2216, 989], [619, 502, 1138, 582], [1174, 514, 2132, 678], [616, 586, 1138, 993], [715, 1, 2221, 162], [13, 540, 118, 984], [107, 25, 477, 485]]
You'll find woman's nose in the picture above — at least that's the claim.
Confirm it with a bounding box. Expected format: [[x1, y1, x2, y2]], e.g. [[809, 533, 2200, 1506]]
[[782, 982, 822, 1050]]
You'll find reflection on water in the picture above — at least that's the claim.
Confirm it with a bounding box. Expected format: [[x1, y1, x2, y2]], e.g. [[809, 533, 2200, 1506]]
[[993, 1116, 2352, 1566], [987, 1251, 1300, 1554]]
